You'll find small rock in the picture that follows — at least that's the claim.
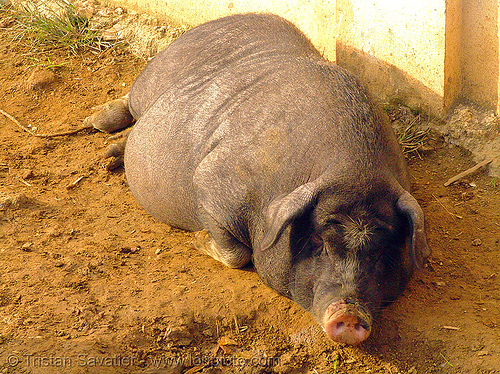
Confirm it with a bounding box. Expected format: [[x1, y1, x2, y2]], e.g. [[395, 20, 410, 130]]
[[102, 24, 125, 41], [76, 4, 95, 18], [477, 350, 489, 356], [408, 366, 417, 374], [114, 7, 124, 14], [120, 246, 140, 254], [120, 247, 131, 254], [22, 169, 35, 180], [472, 238, 482, 246], [155, 248, 163, 255], [45, 227, 62, 238], [27, 69, 57, 91], [436, 281, 446, 287], [166, 327, 193, 347], [21, 242, 33, 252]]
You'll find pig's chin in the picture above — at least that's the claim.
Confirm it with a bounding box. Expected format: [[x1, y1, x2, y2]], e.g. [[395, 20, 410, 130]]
[[322, 299, 372, 345]]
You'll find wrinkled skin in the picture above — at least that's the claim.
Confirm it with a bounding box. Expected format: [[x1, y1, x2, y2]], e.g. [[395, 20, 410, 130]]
[[88, 13, 430, 345]]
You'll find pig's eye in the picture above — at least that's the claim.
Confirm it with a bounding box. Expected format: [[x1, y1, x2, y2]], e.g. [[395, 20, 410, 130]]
[[325, 217, 342, 226]]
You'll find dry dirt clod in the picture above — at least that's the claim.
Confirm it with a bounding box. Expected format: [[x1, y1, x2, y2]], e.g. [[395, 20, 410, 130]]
[[0, 193, 34, 210], [472, 238, 482, 246], [27, 69, 57, 91], [102, 24, 126, 41], [119, 246, 138, 254], [21, 169, 35, 179], [165, 326, 193, 347]]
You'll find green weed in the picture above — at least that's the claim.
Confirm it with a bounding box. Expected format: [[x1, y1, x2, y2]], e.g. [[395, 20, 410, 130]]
[[490, 177, 499, 189], [27, 55, 69, 69], [439, 353, 454, 368]]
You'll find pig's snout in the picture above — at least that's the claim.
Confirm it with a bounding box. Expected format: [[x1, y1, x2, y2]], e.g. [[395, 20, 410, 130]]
[[323, 299, 372, 345]]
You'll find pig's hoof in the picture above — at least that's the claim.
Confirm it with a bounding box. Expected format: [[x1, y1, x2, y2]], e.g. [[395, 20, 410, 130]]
[[193, 230, 251, 268], [104, 129, 130, 171], [84, 96, 134, 133]]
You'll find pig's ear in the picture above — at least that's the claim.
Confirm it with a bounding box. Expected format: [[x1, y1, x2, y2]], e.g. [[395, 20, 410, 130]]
[[260, 181, 320, 251], [396, 191, 431, 269]]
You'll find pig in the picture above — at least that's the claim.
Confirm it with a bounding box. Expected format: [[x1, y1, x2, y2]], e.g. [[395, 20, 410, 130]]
[[86, 13, 430, 345]]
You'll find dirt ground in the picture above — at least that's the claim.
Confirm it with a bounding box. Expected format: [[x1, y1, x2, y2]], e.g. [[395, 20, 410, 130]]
[[1, 9, 499, 374]]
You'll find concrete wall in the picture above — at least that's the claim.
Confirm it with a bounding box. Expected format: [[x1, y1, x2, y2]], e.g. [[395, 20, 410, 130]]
[[104, 0, 500, 117], [336, 0, 446, 115], [104, 0, 337, 61], [460, 0, 498, 111]]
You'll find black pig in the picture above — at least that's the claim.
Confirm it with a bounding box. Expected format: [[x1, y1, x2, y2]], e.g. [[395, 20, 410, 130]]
[[87, 13, 430, 345]]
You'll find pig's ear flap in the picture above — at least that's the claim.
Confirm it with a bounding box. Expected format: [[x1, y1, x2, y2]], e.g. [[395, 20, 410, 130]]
[[260, 181, 320, 251], [396, 190, 431, 269]]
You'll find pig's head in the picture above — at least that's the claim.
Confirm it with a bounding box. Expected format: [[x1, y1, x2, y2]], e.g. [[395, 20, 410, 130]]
[[254, 177, 430, 345]]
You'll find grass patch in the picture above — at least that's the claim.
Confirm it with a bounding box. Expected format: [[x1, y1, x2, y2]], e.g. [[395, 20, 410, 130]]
[[1, 0, 115, 54]]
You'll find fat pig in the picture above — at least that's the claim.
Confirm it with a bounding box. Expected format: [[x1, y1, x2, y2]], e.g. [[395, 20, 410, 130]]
[[87, 13, 430, 345]]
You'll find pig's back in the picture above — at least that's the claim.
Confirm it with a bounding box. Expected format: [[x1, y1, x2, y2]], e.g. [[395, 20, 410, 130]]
[[123, 13, 407, 233], [127, 13, 322, 119]]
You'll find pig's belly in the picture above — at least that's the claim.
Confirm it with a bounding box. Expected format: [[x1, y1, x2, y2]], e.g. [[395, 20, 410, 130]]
[[124, 114, 203, 232]]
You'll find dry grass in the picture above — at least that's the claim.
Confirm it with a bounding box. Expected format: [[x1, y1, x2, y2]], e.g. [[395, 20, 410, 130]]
[[385, 105, 432, 157]]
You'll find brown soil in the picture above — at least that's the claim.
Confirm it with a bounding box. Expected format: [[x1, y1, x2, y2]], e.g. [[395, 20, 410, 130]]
[[0, 13, 499, 374]]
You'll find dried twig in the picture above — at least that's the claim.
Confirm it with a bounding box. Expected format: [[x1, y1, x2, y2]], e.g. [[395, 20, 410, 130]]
[[442, 325, 460, 331], [234, 315, 239, 334], [19, 178, 32, 187], [66, 175, 85, 190], [0, 108, 93, 138], [431, 194, 463, 219], [444, 157, 496, 186]]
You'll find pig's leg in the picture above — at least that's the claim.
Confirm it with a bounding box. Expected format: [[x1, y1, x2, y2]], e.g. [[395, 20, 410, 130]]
[[103, 128, 131, 171], [83, 94, 134, 133], [193, 228, 252, 269]]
